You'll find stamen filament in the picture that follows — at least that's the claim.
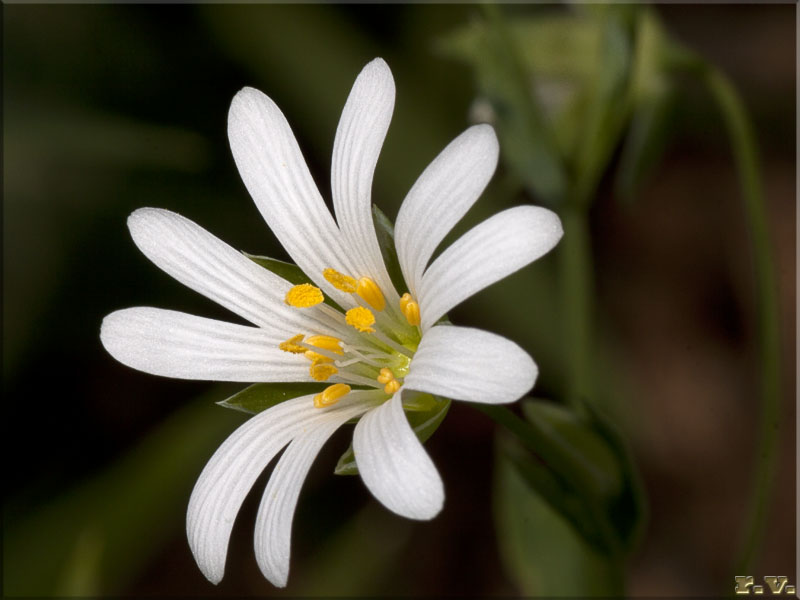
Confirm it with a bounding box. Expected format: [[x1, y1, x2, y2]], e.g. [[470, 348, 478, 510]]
[[371, 329, 414, 358], [335, 372, 384, 388]]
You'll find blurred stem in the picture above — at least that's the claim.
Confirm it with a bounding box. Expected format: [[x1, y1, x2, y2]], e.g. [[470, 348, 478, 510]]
[[704, 65, 781, 576], [560, 205, 594, 410]]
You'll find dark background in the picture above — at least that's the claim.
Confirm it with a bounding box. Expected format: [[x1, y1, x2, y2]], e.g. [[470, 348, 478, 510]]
[[3, 4, 795, 596]]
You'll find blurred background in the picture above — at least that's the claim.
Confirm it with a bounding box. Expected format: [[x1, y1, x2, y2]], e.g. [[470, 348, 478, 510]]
[[3, 3, 795, 597]]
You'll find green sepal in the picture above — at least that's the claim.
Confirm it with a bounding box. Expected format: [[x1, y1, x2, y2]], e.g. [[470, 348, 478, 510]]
[[334, 394, 451, 476], [371, 204, 407, 295], [217, 382, 328, 415], [243, 252, 343, 311]]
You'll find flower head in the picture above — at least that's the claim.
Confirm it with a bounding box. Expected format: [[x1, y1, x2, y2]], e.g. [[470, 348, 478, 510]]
[[100, 58, 562, 587]]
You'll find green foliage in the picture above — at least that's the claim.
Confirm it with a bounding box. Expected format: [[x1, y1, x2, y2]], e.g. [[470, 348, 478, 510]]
[[372, 204, 407, 295], [494, 447, 623, 596], [438, 6, 567, 206], [479, 399, 646, 561], [335, 394, 450, 476], [217, 382, 329, 414]]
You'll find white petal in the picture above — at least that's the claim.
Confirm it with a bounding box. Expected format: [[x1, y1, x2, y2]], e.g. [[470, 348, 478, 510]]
[[394, 124, 499, 297], [228, 87, 358, 308], [331, 58, 399, 303], [417, 206, 562, 330], [404, 325, 537, 404], [353, 394, 444, 520], [187, 394, 370, 584], [100, 307, 311, 382], [127, 207, 346, 336], [253, 393, 378, 587]]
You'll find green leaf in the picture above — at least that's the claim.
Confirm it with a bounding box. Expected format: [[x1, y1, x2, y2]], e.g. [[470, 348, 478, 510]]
[[615, 88, 676, 201], [244, 252, 308, 285], [334, 394, 451, 476], [244, 252, 343, 311], [371, 204, 407, 294], [494, 446, 624, 596], [217, 382, 327, 415], [476, 399, 644, 557], [615, 10, 677, 201], [438, 7, 568, 205], [520, 400, 621, 501], [570, 14, 634, 207], [580, 399, 648, 552]]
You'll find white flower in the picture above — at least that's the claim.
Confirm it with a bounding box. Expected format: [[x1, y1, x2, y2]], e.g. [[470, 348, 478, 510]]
[[100, 58, 562, 587]]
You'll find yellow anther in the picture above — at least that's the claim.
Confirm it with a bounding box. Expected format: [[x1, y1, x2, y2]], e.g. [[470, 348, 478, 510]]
[[376, 367, 401, 394], [279, 334, 306, 354], [377, 367, 395, 385], [313, 383, 351, 408], [285, 284, 324, 308], [345, 306, 375, 333], [323, 268, 358, 293], [304, 350, 332, 364], [399, 293, 420, 326], [310, 360, 338, 381], [356, 277, 385, 311], [399, 292, 412, 311], [305, 335, 343, 355], [384, 379, 401, 395]]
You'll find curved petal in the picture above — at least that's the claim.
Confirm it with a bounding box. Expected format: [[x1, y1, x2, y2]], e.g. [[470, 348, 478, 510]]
[[253, 392, 379, 586], [187, 394, 369, 584], [331, 58, 399, 302], [394, 124, 499, 297], [417, 206, 562, 330], [353, 394, 444, 520], [404, 325, 537, 404], [228, 87, 357, 309], [127, 207, 346, 336], [100, 307, 311, 382]]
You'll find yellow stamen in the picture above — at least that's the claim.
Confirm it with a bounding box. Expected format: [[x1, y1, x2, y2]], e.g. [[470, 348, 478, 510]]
[[384, 379, 401, 395], [356, 277, 385, 311], [399, 293, 420, 326], [310, 360, 338, 381], [376, 367, 401, 394], [345, 306, 375, 333], [313, 383, 351, 408], [305, 334, 343, 355], [376, 367, 395, 385], [279, 334, 306, 354], [304, 350, 332, 363], [399, 292, 412, 311], [285, 283, 324, 308], [323, 268, 358, 293]]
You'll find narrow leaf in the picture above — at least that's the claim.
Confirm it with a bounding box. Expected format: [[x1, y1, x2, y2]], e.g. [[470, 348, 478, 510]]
[[217, 382, 326, 415], [438, 8, 568, 205], [371, 204, 407, 295], [494, 446, 624, 596]]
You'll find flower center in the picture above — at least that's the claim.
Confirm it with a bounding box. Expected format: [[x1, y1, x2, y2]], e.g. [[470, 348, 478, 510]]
[[282, 268, 422, 408]]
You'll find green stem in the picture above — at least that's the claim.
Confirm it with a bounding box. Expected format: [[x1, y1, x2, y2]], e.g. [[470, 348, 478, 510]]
[[560, 205, 594, 409], [705, 66, 781, 576]]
